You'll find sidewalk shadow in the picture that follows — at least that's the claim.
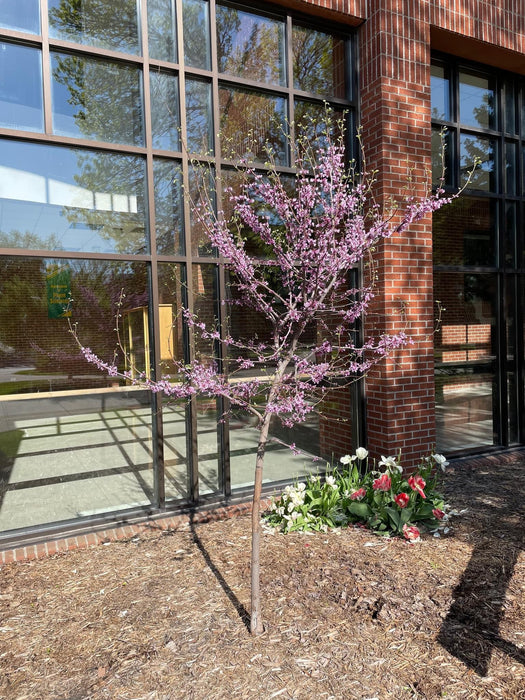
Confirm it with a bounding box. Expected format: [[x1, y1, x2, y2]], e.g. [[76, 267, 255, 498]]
[[188, 512, 251, 632], [438, 450, 525, 676]]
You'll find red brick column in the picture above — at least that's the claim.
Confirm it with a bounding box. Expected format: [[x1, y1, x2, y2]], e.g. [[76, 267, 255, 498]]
[[359, 0, 435, 466]]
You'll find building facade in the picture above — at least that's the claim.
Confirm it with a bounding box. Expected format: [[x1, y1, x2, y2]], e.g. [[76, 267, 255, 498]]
[[0, 0, 524, 547]]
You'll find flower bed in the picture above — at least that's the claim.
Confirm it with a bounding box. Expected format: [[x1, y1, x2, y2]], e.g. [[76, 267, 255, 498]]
[[264, 449, 452, 541]]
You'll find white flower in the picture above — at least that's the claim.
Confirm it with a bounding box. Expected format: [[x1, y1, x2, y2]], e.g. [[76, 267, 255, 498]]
[[325, 475, 338, 489], [287, 501, 295, 513], [276, 506, 285, 516], [340, 454, 353, 465], [309, 475, 320, 483], [433, 453, 449, 471], [296, 482, 306, 492], [379, 455, 401, 473], [355, 447, 368, 461]]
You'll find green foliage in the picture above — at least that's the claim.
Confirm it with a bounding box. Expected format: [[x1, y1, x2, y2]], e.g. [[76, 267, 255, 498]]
[[264, 450, 450, 540]]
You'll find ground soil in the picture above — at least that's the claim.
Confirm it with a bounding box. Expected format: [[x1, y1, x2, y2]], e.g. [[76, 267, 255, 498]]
[[1, 452, 524, 700]]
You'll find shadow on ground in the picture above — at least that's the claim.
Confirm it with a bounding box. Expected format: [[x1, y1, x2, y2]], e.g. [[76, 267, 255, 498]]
[[438, 449, 525, 675]]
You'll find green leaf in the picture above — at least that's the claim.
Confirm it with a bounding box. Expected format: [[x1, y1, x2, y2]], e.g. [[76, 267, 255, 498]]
[[347, 502, 372, 519]]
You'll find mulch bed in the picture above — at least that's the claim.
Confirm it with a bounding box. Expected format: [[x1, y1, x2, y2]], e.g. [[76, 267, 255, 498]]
[[1, 452, 524, 699]]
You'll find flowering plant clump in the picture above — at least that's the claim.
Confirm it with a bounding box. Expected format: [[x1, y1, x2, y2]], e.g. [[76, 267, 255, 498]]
[[265, 449, 451, 540]]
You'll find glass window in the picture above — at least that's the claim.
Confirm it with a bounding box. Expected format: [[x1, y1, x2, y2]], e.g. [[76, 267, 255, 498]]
[[0, 256, 158, 531], [505, 141, 517, 196], [183, 0, 210, 70], [219, 86, 288, 165], [504, 201, 517, 267], [460, 133, 496, 191], [48, 0, 140, 55], [0, 0, 40, 34], [216, 4, 285, 87], [51, 52, 144, 146], [0, 42, 43, 132], [294, 100, 345, 149], [433, 196, 497, 267], [188, 163, 215, 256], [292, 25, 346, 98], [150, 70, 180, 152], [434, 271, 497, 452], [148, 0, 177, 63], [459, 71, 495, 130], [503, 81, 517, 134], [0, 139, 147, 255], [431, 64, 450, 121], [185, 78, 213, 155], [153, 158, 184, 255]]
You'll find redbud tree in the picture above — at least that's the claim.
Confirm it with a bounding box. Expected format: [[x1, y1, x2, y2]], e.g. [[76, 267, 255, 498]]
[[74, 121, 456, 636]]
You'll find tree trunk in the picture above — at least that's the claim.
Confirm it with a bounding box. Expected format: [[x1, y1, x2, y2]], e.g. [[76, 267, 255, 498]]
[[250, 411, 272, 636]]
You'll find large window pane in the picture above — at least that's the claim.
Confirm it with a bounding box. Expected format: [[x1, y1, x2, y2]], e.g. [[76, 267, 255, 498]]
[[51, 52, 144, 146], [433, 196, 497, 267], [219, 86, 288, 165], [431, 64, 450, 121], [434, 272, 497, 452], [153, 158, 184, 255], [0, 42, 43, 132], [188, 163, 215, 256], [459, 71, 495, 130], [0, 256, 156, 532], [293, 25, 346, 98], [0, 140, 147, 255], [460, 133, 496, 191], [216, 4, 285, 86], [431, 127, 454, 187], [182, 0, 210, 70], [193, 264, 221, 494], [0, 0, 40, 34], [148, 0, 177, 63], [48, 0, 140, 55], [150, 70, 180, 152], [157, 263, 188, 501], [186, 79, 213, 155]]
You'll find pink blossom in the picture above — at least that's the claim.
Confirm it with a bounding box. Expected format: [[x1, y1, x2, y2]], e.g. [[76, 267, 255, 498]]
[[372, 474, 391, 491], [350, 488, 366, 501], [408, 475, 426, 498], [403, 524, 421, 541], [432, 508, 444, 520], [394, 492, 409, 508]]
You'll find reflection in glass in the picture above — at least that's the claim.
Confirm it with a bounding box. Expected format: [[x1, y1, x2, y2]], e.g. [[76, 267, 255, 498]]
[[0, 257, 150, 391], [505, 276, 518, 444], [148, 0, 177, 63], [188, 163, 215, 256], [48, 0, 140, 54], [293, 25, 346, 98], [460, 133, 496, 191], [434, 272, 496, 452], [183, 0, 210, 69], [0, 0, 40, 34], [433, 196, 497, 267], [157, 263, 186, 369], [294, 100, 345, 151], [431, 64, 450, 121], [0, 42, 43, 132], [51, 52, 144, 146], [186, 78, 213, 155], [150, 70, 180, 151], [459, 71, 495, 129], [216, 5, 285, 86], [503, 81, 517, 134], [0, 255, 158, 531], [153, 159, 184, 255], [505, 141, 517, 196], [431, 127, 454, 187], [0, 139, 147, 255], [219, 86, 288, 165], [193, 264, 221, 494], [504, 202, 517, 268]]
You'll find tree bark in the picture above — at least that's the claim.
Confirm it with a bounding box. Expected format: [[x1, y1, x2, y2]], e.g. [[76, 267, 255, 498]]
[[250, 411, 272, 636]]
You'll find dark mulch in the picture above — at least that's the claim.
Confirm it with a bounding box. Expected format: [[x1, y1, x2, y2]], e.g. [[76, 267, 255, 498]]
[[1, 451, 524, 699]]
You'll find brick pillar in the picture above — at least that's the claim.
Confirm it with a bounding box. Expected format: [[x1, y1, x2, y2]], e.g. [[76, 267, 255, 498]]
[[359, 0, 435, 466]]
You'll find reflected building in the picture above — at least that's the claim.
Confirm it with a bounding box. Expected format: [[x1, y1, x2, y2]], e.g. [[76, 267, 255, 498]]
[[0, 0, 524, 546]]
